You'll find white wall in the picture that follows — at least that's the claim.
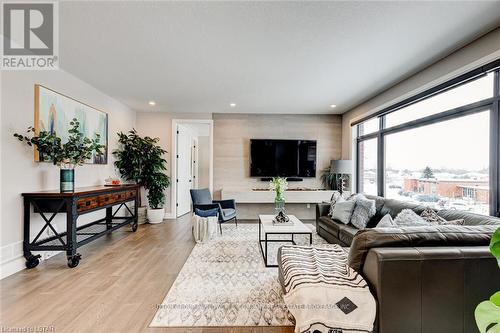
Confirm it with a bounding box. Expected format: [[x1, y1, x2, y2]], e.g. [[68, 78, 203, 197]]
[[341, 27, 500, 159], [182, 123, 211, 190], [197, 137, 210, 189], [0, 70, 136, 279], [135, 112, 212, 215]]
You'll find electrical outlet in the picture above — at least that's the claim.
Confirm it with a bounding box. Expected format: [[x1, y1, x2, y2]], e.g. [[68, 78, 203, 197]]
[[306, 203, 310, 209]]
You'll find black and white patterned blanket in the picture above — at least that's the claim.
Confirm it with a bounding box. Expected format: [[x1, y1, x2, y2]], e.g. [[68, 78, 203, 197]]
[[280, 244, 376, 333]]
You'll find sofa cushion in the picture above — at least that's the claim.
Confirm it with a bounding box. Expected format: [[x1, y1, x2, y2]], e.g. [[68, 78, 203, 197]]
[[437, 210, 500, 226], [339, 224, 358, 244], [318, 216, 341, 238], [348, 225, 497, 272], [378, 199, 427, 219]]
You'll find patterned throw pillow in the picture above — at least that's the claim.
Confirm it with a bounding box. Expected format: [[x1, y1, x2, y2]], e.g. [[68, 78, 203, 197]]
[[331, 200, 356, 225], [376, 214, 396, 228], [350, 195, 376, 229], [420, 208, 447, 224], [328, 191, 345, 217], [420, 208, 465, 225], [394, 209, 430, 227]]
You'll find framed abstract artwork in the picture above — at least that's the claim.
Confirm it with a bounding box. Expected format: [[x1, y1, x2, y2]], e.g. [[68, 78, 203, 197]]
[[34, 85, 108, 164]]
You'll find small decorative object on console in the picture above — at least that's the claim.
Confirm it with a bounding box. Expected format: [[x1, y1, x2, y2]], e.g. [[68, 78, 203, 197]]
[[104, 177, 121, 186], [273, 211, 294, 225]]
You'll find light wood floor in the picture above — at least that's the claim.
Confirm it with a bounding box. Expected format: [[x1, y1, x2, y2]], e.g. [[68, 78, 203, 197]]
[[0, 215, 294, 333]]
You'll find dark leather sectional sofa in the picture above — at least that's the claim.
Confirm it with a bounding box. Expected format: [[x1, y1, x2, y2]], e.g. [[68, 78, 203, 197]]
[[310, 195, 500, 333]]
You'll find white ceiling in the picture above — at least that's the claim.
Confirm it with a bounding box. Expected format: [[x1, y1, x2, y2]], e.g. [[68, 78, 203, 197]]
[[59, 1, 500, 115]]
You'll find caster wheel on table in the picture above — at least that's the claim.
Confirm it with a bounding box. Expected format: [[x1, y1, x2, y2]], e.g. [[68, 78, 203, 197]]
[[131, 221, 138, 232], [67, 254, 81, 268], [25, 255, 41, 269]]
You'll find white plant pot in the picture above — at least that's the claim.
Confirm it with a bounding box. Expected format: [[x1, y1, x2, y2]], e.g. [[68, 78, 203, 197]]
[[147, 208, 165, 224]]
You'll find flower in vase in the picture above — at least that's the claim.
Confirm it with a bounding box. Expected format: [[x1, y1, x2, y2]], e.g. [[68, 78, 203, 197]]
[[269, 177, 288, 202]]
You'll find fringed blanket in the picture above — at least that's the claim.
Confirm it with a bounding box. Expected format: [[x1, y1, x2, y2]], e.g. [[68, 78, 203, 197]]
[[280, 245, 376, 333]]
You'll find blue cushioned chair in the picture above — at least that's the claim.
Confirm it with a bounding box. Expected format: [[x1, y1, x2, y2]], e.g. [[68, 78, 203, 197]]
[[190, 188, 237, 234]]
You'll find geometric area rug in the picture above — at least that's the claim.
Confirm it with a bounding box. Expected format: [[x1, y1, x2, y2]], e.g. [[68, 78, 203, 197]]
[[150, 223, 328, 327]]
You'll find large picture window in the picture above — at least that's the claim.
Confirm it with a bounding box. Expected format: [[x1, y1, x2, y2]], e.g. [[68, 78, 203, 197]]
[[385, 111, 490, 215], [358, 138, 378, 196], [354, 61, 500, 217]]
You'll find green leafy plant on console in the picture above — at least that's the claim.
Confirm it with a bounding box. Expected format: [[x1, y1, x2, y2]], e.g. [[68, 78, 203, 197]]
[[475, 227, 500, 333], [14, 118, 104, 167]]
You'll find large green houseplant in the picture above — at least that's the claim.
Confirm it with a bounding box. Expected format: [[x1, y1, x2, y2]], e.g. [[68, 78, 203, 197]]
[[113, 129, 170, 224], [14, 118, 104, 192], [475, 227, 500, 333], [320, 166, 337, 190]]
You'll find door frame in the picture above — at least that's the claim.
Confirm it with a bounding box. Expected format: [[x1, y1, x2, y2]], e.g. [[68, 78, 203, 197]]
[[169, 119, 214, 219]]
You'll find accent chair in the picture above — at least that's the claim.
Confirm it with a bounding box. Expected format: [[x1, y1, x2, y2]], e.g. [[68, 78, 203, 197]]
[[190, 188, 237, 234]]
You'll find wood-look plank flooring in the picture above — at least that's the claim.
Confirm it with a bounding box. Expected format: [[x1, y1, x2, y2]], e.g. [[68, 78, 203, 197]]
[[0, 215, 294, 333]]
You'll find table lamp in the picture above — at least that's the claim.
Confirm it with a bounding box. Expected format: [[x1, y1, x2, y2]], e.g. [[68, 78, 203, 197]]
[[330, 160, 352, 194]]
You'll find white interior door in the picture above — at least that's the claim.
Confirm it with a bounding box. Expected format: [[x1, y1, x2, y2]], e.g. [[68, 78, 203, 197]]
[[176, 125, 193, 217]]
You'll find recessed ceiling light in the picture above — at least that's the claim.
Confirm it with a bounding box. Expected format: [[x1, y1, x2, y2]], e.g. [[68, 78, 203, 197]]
[[330, 104, 337, 108], [148, 101, 156, 106], [230, 103, 236, 108]]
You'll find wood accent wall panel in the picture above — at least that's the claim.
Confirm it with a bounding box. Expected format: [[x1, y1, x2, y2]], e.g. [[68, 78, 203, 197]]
[[213, 114, 342, 200]]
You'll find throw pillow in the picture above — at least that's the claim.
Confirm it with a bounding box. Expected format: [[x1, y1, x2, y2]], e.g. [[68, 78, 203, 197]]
[[420, 208, 465, 225], [350, 195, 376, 229], [328, 191, 345, 217], [194, 208, 219, 218], [420, 208, 447, 224], [394, 209, 430, 227], [376, 214, 396, 228], [331, 200, 356, 225]]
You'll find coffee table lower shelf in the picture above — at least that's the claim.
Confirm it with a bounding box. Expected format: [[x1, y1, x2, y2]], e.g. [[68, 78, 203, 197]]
[[258, 216, 312, 268]]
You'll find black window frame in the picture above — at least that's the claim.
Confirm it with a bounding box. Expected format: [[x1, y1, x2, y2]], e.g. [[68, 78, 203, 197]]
[[353, 59, 500, 217]]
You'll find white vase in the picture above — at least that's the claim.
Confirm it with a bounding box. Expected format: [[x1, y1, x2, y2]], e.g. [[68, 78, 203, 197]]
[[147, 208, 165, 224]]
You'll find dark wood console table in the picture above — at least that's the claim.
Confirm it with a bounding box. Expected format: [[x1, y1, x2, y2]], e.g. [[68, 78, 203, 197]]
[[22, 185, 139, 268]]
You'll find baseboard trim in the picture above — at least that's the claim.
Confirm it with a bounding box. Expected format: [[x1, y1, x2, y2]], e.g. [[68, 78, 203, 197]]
[[1, 256, 25, 280], [164, 211, 176, 219]]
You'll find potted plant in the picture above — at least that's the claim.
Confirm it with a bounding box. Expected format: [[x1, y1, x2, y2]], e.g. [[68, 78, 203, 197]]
[[269, 177, 288, 213], [145, 172, 171, 224], [14, 118, 104, 192], [113, 129, 170, 224], [475, 227, 500, 333], [320, 166, 337, 190]]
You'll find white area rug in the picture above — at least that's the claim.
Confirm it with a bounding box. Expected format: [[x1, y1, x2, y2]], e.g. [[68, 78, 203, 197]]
[[150, 223, 327, 327]]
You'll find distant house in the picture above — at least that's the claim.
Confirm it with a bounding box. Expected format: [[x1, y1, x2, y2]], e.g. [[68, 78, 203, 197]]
[[403, 178, 489, 203]]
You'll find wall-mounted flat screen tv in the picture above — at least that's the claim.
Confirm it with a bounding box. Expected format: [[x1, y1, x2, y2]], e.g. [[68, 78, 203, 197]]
[[250, 139, 317, 177]]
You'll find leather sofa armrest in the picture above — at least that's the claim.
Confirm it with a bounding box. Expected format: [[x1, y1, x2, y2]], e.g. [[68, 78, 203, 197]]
[[362, 246, 498, 333], [316, 203, 330, 220]]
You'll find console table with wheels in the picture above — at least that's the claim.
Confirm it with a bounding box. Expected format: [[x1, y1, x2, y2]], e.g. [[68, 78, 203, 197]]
[[22, 185, 140, 268]]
